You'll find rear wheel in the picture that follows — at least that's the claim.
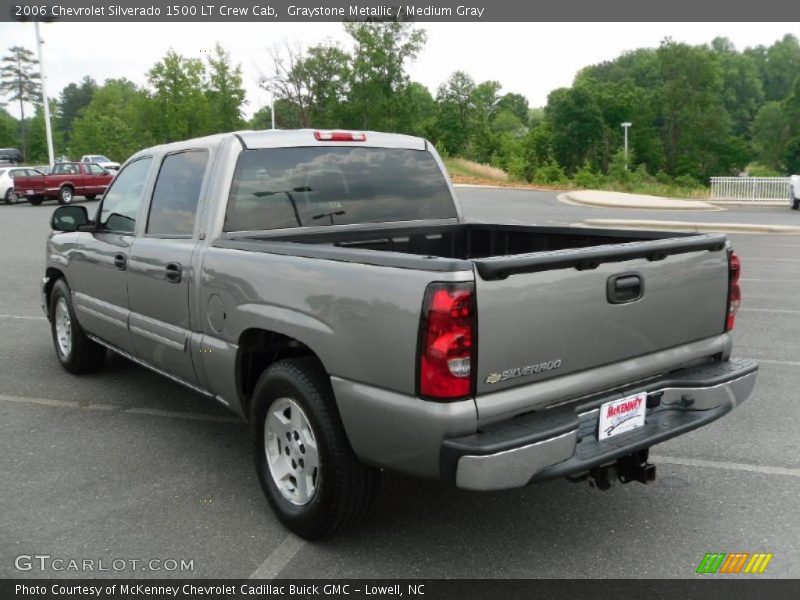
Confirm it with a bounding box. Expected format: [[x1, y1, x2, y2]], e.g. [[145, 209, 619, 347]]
[[792, 198, 799, 211], [49, 279, 106, 374], [251, 357, 380, 539], [28, 196, 43, 206], [58, 186, 74, 205], [4, 188, 17, 204], [85, 194, 97, 201]]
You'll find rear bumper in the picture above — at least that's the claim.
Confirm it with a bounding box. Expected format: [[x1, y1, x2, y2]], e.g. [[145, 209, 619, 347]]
[[441, 358, 758, 491]]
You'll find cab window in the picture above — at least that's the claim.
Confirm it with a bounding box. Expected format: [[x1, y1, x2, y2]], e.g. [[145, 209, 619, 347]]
[[98, 158, 153, 234]]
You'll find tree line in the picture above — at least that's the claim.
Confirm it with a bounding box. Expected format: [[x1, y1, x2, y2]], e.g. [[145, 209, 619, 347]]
[[1, 24, 799, 184]]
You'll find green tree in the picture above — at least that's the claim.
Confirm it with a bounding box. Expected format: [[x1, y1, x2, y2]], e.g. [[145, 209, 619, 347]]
[[205, 43, 246, 132], [496, 93, 529, 126], [70, 79, 153, 160], [545, 84, 604, 173], [58, 76, 96, 147], [344, 22, 427, 131], [0, 46, 41, 159], [147, 50, 210, 142], [751, 101, 791, 170], [433, 71, 475, 155]]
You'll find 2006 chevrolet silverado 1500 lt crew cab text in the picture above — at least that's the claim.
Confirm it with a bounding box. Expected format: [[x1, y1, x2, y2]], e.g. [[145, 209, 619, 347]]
[[43, 129, 758, 539]]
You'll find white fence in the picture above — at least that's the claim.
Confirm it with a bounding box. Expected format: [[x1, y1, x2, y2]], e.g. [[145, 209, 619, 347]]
[[710, 176, 790, 206]]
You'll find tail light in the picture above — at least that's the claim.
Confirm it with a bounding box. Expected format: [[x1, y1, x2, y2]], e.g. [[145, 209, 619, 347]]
[[314, 130, 366, 142], [726, 250, 741, 331], [418, 282, 476, 400]]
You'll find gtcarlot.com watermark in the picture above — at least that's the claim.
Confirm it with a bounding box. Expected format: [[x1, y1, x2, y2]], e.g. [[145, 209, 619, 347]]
[[14, 554, 194, 573]]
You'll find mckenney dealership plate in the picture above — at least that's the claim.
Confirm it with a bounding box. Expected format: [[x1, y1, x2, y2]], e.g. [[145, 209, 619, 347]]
[[598, 392, 647, 440]]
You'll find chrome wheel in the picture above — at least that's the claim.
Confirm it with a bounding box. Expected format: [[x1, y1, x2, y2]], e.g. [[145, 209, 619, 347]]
[[264, 397, 319, 506], [54, 297, 72, 357], [61, 187, 73, 203]]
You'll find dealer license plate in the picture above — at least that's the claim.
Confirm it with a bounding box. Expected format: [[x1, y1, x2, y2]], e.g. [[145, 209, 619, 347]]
[[27, 189, 33, 194], [598, 392, 647, 441]]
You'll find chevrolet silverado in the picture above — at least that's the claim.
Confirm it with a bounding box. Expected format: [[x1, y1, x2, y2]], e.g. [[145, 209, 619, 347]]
[[43, 129, 758, 539]]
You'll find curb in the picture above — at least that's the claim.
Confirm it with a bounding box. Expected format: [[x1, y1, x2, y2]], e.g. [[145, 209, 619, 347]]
[[577, 219, 800, 235], [560, 191, 724, 212]]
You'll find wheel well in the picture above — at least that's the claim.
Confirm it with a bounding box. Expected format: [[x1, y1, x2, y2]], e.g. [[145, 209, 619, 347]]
[[61, 184, 74, 191], [237, 329, 321, 419], [44, 267, 65, 316]]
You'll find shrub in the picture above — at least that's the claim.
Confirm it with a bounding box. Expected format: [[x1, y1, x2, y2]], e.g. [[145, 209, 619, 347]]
[[534, 159, 567, 184]]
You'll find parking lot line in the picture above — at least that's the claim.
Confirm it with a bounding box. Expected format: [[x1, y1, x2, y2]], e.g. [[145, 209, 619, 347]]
[[249, 534, 307, 579], [0, 313, 46, 321], [741, 308, 800, 314], [0, 393, 243, 424], [652, 455, 800, 478]]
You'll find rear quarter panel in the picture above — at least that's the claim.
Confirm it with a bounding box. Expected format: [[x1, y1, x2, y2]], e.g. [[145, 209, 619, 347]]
[[196, 246, 473, 402]]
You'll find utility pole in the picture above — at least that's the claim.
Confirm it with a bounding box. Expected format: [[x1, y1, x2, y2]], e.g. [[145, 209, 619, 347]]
[[271, 93, 275, 130], [34, 21, 55, 166], [621, 122, 632, 170]]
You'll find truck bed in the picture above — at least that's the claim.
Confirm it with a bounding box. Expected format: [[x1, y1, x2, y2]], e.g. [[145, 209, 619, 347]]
[[220, 223, 725, 278]]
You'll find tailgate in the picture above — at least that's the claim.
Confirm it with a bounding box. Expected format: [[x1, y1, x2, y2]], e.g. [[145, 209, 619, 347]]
[[472, 235, 730, 396]]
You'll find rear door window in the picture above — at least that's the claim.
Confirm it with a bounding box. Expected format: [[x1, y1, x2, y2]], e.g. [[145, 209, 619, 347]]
[[146, 150, 209, 236], [224, 147, 456, 231]]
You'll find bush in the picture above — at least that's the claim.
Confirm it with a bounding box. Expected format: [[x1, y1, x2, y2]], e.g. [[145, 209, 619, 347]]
[[533, 159, 568, 184], [747, 163, 783, 177], [674, 174, 701, 188], [573, 162, 603, 188], [655, 170, 672, 184]]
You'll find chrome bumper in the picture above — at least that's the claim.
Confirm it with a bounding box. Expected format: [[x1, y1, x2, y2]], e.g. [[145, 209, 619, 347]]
[[444, 358, 758, 491]]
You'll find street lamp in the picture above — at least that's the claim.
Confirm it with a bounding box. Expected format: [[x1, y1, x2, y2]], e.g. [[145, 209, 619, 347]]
[[621, 122, 632, 170]]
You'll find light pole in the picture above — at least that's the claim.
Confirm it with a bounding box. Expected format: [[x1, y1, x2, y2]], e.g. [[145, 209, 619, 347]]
[[34, 21, 55, 166], [621, 122, 632, 170], [271, 93, 275, 130]]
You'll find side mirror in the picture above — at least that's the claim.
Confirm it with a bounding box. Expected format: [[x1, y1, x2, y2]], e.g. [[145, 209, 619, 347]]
[[51, 205, 90, 232]]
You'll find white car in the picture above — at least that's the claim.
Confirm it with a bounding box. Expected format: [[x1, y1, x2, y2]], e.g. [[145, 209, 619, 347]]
[[0, 166, 45, 204], [80, 154, 120, 171], [791, 175, 800, 210]]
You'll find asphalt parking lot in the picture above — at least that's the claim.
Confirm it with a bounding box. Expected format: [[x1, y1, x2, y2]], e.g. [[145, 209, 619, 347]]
[[1, 191, 799, 579]]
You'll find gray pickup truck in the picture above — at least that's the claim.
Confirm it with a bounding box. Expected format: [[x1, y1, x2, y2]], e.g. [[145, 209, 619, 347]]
[[44, 129, 758, 539]]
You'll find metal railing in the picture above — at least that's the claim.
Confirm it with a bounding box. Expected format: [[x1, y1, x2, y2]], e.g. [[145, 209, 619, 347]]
[[710, 176, 790, 205]]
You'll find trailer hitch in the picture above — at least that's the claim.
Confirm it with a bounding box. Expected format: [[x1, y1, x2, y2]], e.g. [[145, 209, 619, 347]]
[[568, 449, 656, 490]]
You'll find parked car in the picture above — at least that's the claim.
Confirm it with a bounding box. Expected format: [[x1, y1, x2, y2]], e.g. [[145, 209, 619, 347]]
[[0, 147, 23, 165], [0, 166, 45, 204], [44, 129, 758, 539], [14, 161, 114, 205], [790, 175, 800, 210], [80, 154, 120, 171]]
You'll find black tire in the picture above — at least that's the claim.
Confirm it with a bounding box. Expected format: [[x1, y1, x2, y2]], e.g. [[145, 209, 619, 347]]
[[84, 194, 97, 201], [49, 278, 106, 374], [251, 357, 380, 540], [28, 196, 43, 206], [58, 185, 74, 205], [4, 188, 17, 205], [792, 198, 799, 211]]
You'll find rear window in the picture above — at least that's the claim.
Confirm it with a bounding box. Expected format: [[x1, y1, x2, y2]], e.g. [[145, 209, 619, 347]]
[[224, 147, 456, 232]]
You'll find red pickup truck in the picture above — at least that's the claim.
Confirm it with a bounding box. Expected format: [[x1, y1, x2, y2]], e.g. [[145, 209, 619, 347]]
[[15, 162, 114, 205]]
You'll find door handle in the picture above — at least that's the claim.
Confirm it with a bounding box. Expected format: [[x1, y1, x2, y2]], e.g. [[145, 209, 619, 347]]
[[607, 273, 643, 304], [165, 262, 182, 283], [113, 253, 127, 271]]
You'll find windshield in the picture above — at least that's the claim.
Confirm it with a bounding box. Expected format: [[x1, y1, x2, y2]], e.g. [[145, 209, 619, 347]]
[[224, 147, 456, 232], [90, 156, 110, 163]]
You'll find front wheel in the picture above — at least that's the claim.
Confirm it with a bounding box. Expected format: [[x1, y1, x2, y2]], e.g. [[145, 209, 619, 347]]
[[251, 357, 380, 539], [49, 279, 106, 374], [58, 186, 74, 205], [4, 188, 17, 204]]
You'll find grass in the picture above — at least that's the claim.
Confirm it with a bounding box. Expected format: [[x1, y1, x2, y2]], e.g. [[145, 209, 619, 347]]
[[444, 157, 510, 184], [444, 156, 710, 199]]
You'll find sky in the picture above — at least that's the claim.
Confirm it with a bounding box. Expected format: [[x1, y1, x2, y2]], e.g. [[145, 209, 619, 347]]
[[0, 21, 797, 119]]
